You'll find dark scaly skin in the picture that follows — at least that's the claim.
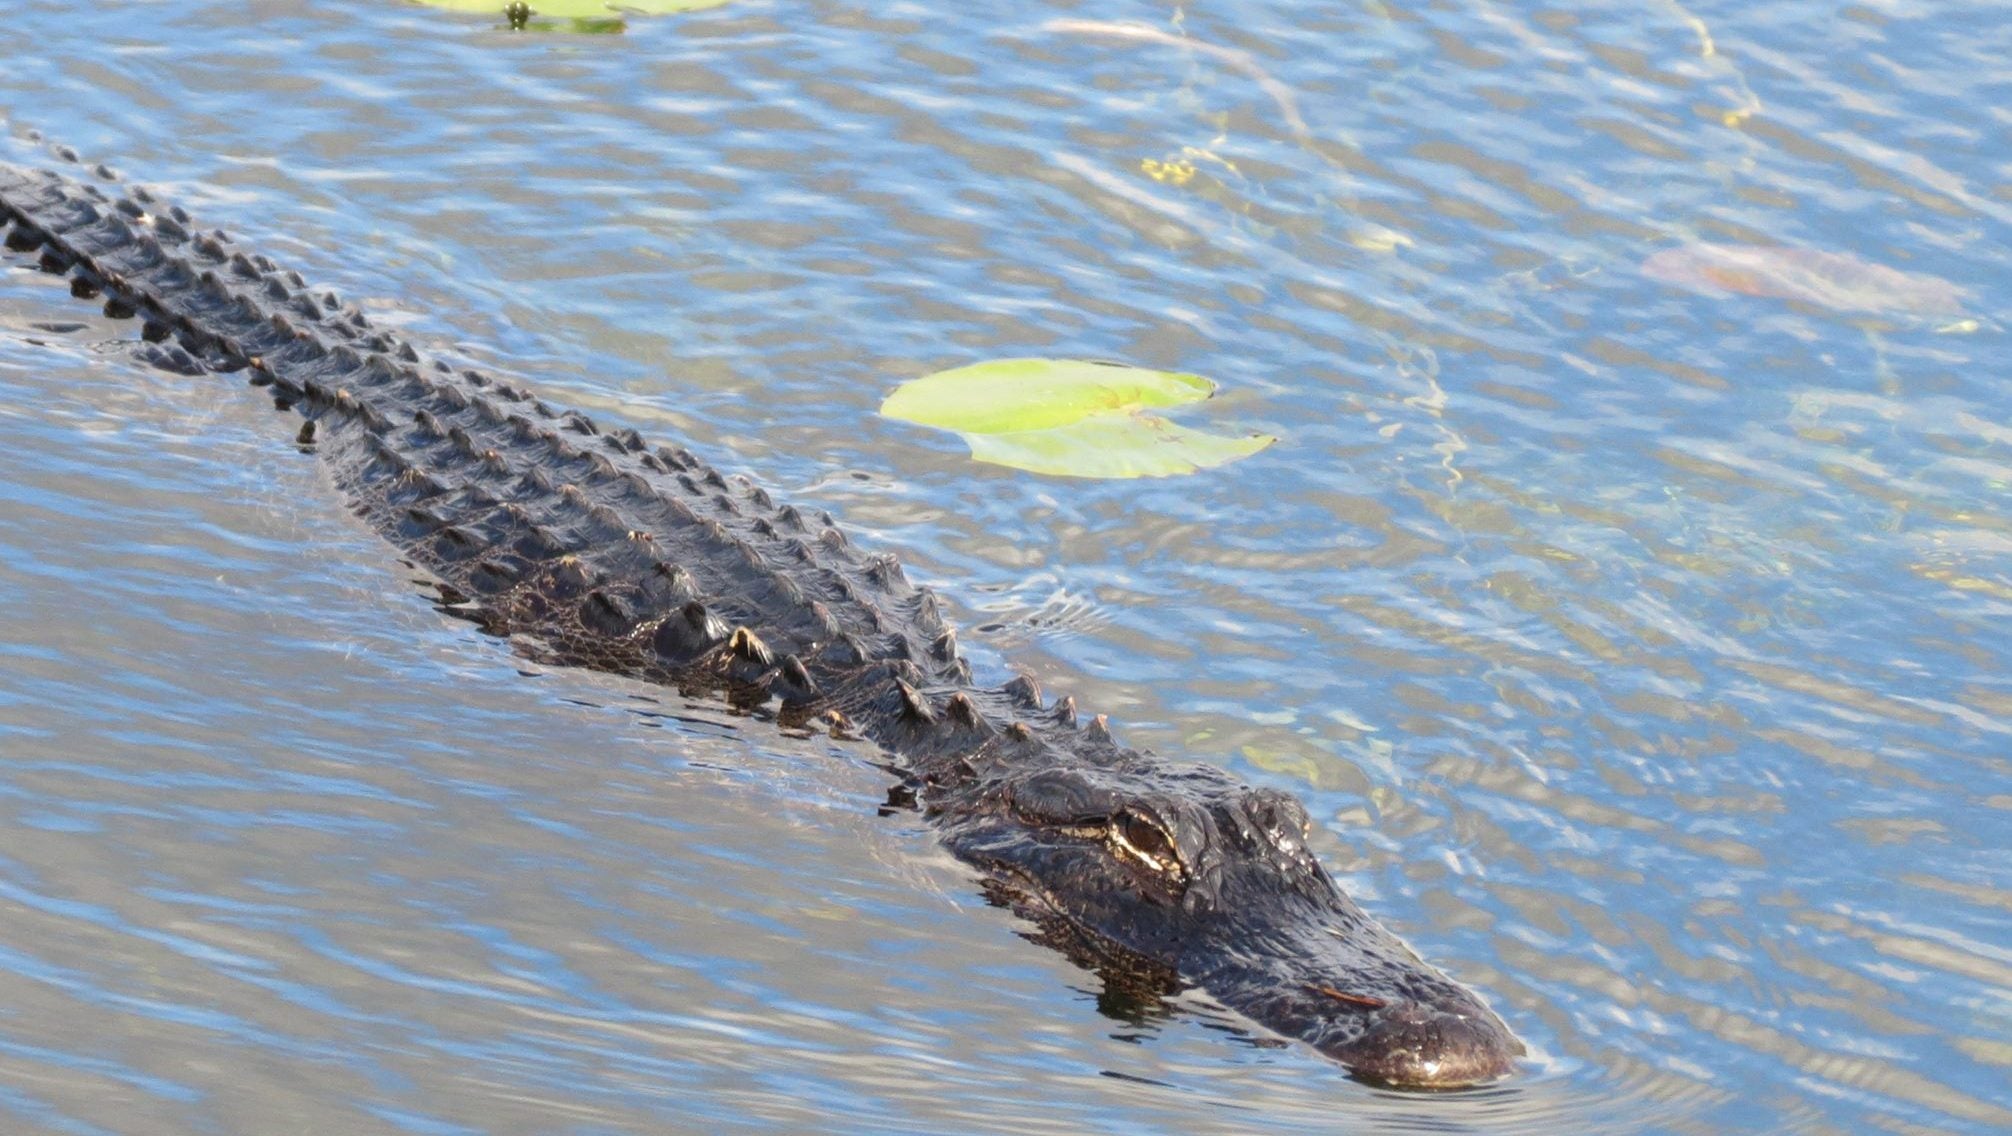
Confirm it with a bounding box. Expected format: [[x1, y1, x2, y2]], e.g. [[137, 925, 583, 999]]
[[0, 148, 1522, 1087]]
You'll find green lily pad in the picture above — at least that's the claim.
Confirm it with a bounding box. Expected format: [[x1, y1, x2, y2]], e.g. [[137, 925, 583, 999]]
[[881, 357, 1274, 479], [881, 358, 1215, 435], [967, 415, 1273, 478]]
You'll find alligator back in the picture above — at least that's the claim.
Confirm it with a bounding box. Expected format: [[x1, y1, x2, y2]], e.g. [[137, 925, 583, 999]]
[[0, 153, 1099, 762]]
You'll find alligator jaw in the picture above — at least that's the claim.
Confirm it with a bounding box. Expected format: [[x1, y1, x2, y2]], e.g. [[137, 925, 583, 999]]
[[1184, 909, 1524, 1088]]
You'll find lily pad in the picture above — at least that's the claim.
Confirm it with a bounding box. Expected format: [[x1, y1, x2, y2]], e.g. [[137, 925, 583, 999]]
[[1642, 244, 1967, 316], [881, 357, 1273, 479], [414, 0, 728, 23], [881, 358, 1216, 435], [966, 415, 1272, 479]]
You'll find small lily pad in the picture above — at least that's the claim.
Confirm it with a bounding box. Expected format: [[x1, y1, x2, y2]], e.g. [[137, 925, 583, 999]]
[[881, 357, 1273, 479], [414, 0, 728, 25]]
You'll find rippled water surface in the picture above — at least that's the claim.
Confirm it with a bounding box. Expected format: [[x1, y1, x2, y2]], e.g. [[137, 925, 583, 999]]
[[1, 1, 2007, 1132]]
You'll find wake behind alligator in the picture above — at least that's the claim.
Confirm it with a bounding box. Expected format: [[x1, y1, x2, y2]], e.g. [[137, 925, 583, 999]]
[[0, 144, 1521, 1088]]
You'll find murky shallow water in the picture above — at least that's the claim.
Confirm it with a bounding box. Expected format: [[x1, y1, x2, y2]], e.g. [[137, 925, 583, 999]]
[[1, 1, 2007, 1132]]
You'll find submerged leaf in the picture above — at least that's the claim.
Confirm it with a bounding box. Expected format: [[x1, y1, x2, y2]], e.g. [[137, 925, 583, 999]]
[[1642, 243, 1967, 315], [881, 357, 1273, 479]]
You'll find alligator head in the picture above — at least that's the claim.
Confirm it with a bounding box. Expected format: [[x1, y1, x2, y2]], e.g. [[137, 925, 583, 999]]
[[933, 758, 1522, 1087]]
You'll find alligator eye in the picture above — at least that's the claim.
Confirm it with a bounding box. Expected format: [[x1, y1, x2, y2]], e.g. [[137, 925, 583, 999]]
[[1112, 810, 1183, 878]]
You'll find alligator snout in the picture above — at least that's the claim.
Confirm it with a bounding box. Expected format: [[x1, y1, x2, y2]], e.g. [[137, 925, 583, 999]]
[[1205, 970, 1522, 1088], [1181, 883, 1523, 1088], [1317, 999, 1523, 1088]]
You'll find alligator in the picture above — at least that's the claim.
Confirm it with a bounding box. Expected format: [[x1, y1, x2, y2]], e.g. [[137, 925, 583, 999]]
[[0, 143, 1522, 1088]]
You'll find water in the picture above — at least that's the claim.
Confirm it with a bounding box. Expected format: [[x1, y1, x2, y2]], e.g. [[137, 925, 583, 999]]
[[0, 1, 2006, 1132]]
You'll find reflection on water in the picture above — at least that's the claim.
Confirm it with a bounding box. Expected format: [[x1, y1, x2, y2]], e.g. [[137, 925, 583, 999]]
[[0, 0, 2006, 1132]]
